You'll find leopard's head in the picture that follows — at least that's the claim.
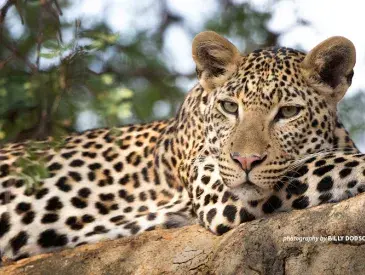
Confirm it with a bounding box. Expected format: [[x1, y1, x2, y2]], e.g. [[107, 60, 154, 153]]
[[192, 31, 356, 200]]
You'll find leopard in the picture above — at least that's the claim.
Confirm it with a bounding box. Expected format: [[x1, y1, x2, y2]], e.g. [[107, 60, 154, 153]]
[[1, 31, 365, 262]]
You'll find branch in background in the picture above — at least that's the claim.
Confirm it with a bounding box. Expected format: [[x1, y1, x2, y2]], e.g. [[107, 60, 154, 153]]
[[39, 0, 59, 19], [52, 0, 62, 15], [158, 0, 183, 35], [0, 0, 14, 39], [0, 0, 15, 25], [1, 0, 64, 72], [0, 54, 13, 69], [36, 3, 45, 70], [1, 39, 38, 73], [13, 0, 24, 24], [0, 0, 24, 38], [40, 0, 63, 42], [31, 0, 64, 140], [0, 0, 64, 142]]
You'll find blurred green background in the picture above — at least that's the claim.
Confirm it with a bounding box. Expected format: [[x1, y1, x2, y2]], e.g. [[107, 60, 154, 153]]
[[0, 0, 364, 149]]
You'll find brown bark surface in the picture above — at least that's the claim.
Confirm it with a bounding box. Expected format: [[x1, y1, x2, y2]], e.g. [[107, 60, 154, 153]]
[[2, 193, 365, 275]]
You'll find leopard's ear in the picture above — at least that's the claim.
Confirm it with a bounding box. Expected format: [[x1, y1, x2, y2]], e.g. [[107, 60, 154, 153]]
[[192, 31, 240, 91], [301, 36, 356, 102]]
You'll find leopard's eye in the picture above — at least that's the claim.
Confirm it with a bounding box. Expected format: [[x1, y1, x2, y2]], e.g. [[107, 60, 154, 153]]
[[276, 106, 301, 120], [220, 101, 238, 115]]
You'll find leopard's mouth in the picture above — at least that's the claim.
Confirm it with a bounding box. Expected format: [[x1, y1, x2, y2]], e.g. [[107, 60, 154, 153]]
[[241, 180, 259, 188]]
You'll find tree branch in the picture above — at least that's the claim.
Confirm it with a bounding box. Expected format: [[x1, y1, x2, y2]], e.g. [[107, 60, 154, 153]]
[[0, 0, 15, 25], [1, 39, 38, 73], [2, 193, 365, 274]]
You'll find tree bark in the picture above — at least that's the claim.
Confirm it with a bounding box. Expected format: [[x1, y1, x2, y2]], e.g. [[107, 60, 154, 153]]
[[2, 193, 365, 275]]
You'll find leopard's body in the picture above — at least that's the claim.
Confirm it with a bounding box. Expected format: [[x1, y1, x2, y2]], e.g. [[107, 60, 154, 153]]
[[1, 31, 364, 261], [0, 121, 194, 260]]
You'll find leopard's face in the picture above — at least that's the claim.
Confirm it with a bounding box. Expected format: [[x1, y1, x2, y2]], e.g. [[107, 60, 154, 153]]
[[205, 49, 337, 200], [193, 32, 355, 201]]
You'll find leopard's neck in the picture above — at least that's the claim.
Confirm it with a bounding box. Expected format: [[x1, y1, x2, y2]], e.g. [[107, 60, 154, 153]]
[[154, 84, 208, 190]]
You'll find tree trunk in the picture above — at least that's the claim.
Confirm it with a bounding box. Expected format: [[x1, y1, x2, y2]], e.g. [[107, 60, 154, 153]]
[[2, 193, 365, 275]]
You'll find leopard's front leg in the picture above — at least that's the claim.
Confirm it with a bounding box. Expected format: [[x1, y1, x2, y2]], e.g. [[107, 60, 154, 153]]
[[274, 152, 365, 212], [189, 155, 261, 235], [189, 152, 365, 235]]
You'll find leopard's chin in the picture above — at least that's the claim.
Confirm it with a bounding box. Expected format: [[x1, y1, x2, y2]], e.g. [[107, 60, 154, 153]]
[[228, 181, 270, 201]]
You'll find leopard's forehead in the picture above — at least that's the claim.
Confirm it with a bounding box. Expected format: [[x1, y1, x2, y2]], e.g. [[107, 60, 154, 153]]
[[247, 47, 305, 63], [219, 47, 309, 109]]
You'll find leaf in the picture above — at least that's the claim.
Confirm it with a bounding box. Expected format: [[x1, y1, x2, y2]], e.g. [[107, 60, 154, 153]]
[[43, 40, 60, 49], [39, 52, 59, 59]]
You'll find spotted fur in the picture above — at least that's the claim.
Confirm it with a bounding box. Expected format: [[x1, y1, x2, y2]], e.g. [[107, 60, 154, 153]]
[[191, 151, 365, 234], [0, 32, 363, 261]]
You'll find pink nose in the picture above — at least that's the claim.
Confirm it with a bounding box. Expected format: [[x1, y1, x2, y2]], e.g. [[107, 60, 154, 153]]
[[231, 153, 266, 172]]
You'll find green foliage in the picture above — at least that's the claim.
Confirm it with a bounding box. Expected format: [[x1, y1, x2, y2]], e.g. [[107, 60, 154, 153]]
[[205, 2, 275, 49], [2, 0, 362, 150], [11, 141, 51, 194], [0, 0, 364, 191], [0, 0, 281, 144]]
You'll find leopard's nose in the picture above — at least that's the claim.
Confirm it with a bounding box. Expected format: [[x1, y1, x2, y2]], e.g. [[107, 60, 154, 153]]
[[230, 152, 266, 172]]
